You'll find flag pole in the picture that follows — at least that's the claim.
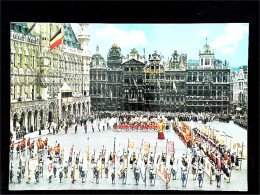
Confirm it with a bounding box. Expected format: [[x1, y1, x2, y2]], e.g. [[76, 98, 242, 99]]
[[114, 137, 116, 185], [240, 142, 243, 170], [166, 139, 168, 166], [140, 139, 143, 161]]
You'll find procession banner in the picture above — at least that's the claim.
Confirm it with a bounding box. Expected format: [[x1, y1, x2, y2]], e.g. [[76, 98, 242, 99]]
[[226, 136, 233, 151], [167, 141, 174, 154], [28, 157, 38, 173], [47, 161, 53, 177], [128, 141, 134, 149], [230, 138, 238, 154], [141, 142, 150, 154], [184, 131, 191, 142], [204, 157, 211, 176], [240, 144, 247, 159], [156, 162, 170, 184]]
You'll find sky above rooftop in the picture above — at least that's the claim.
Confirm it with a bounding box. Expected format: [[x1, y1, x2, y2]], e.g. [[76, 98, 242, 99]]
[[71, 23, 249, 67]]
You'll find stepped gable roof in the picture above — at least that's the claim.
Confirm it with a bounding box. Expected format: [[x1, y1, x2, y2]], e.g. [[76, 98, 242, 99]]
[[63, 23, 81, 49]]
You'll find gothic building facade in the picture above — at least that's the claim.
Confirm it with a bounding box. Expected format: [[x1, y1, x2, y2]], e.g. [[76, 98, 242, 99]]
[[10, 22, 91, 137]]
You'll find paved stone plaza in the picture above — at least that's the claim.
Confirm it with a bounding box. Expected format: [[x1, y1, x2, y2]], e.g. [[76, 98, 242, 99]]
[[9, 119, 247, 191]]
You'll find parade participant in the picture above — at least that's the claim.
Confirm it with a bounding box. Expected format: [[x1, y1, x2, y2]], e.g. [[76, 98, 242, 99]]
[[130, 154, 134, 169], [44, 138, 48, 150], [95, 167, 100, 184], [29, 141, 35, 155], [149, 168, 155, 186], [75, 124, 78, 134], [192, 162, 197, 180], [64, 162, 69, 178], [39, 159, 43, 177], [81, 168, 86, 183], [170, 154, 175, 168], [135, 168, 140, 185], [34, 166, 40, 183], [9, 166, 14, 183], [65, 125, 68, 134], [133, 152, 137, 164], [21, 160, 26, 178], [26, 169, 33, 184], [16, 141, 21, 158], [17, 169, 22, 184], [59, 166, 64, 183], [144, 154, 148, 166], [171, 161, 178, 180], [10, 141, 14, 158], [210, 161, 215, 184], [71, 164, 77, 184], [181, 166, 187, 187], [197, 168, 204, 187], [158, 119, 165, 139], [79, 161, 83, 178], [93, 164, 97, 178], [76, 154, 79, 169], [122, 168, 126, 184], [215, 169, 222, 188], [53, 161, 57, 178], [84, 123, 88, 133], [105, 163, 109, 178], [231, 153, 235, 169], [162, 152, 167, 165], [235, 153, 239, 170], [111, 168, 115, 184]]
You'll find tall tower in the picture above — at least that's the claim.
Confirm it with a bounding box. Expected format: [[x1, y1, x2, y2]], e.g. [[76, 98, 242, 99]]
[[78, 23, 90, 54], [199, 38, 214, 69], [78, 23, 91, 112]]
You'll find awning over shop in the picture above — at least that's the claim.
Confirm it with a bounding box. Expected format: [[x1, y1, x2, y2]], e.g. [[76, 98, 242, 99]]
[[236, 107, 242, 111]]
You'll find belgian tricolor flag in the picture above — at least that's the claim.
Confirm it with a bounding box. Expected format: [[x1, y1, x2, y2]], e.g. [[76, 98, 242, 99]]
[[50, 28, 63, 50]]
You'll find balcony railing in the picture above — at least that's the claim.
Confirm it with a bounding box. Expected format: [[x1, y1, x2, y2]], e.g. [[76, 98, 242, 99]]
[[11, 99, 45, 108], [11, 31, 40, 45]]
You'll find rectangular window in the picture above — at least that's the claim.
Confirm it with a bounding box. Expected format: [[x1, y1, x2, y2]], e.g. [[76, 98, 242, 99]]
[[205, 59, 210, 65]]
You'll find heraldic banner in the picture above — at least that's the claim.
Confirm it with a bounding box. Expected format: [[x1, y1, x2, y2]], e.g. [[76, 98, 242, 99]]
[[156, 162, 170, 184]]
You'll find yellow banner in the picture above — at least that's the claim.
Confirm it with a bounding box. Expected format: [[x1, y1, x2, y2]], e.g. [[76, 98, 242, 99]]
[[128, 141, 134, 149]]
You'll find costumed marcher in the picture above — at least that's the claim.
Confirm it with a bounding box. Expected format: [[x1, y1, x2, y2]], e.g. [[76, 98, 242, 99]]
[[181, 166, 187, 187], [64, 162, 69, 178], [215, 169, 222, 188], [59, 166, 63, 183], [9, 166, 14, 183], [198, 168, 204, 187], [34, 166, 40, 183], [149, 168, 155, 186], [158, 119, 165, 139], [17, 169, 22, 184], [105, 163, 109, 178], [192, 162, 197, 180], [135, 168, 140, 185], [111, 169, 115, 184], [71, 164, 77, 184]]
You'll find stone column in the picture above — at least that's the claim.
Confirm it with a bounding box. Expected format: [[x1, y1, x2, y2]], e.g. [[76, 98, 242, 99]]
[[88, 102, 91, 115], [23, 112, 28, 133]]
